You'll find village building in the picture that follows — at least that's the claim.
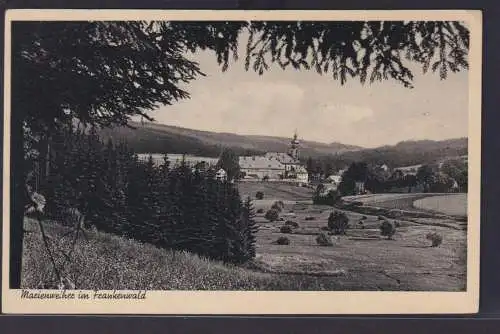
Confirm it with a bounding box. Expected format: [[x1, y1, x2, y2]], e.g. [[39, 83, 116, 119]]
[[393, 164, 421, 176], [215, 168, 227, 182], [354, 181, 366, 194], [379, 164, 390, 172], [239, 132, 309, 184], [325, 174, 342, 189]]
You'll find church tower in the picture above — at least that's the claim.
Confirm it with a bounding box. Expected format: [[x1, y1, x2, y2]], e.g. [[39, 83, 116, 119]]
[[289, 130, 300, 161]]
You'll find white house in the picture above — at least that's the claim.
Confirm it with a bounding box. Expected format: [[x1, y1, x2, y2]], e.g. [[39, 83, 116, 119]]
[[325, 174, 342, 189], [379, 164, 390, 172], [354, 181, 366, 194], [215, 168, 227, 182]]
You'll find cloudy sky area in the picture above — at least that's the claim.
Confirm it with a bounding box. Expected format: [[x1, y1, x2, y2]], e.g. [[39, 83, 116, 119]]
[[147, 43, 468, 148]]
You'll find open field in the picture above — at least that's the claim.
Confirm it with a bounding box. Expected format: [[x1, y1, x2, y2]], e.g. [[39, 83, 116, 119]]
[[414, 194, 467, 217], [343, 193, 447, 210], [237, 181, 314, 203], [242, 182, 467, 291], [344, 192, 467, 218]]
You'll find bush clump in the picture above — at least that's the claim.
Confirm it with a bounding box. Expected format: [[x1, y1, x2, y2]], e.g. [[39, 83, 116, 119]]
[[426, 232, 443, 247], [271, 201, 285, 212], [285, 220, 299, 228], [256, 208, 264, 214], [316, 232, 333, 246], [313, 187, 342, 206], [327, 211, 349, 235], [361, 215, 367, 220], [304, 216, 316, 221], [358, 221, 365, 229], [255, 191, 264, 200], [394, 220, 401, 227], [276, 236, 290, 245], [379, 220, 396, 240], [377, 215, 385, 221], [280, 225, 293, 234], [265, 209, 279, 222]]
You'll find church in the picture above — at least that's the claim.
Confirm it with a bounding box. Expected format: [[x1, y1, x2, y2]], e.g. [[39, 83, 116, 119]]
[[239, 132, 309, 184]]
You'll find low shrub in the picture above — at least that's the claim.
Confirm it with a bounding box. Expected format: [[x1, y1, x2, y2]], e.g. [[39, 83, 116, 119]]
[[379, 220, 396, 240], [285, 220, 299, 228], [361, 215, 367, 220], [313, 189, 342, 206], [271, 201, 285, 212], [394, 221, 401, 227], [255, 191, 264, 200], [276, 236, 290, 245], [358, 221, 364, 229], [278, 217, 284, 221], [256, 208, 264, 214], [377, 215, 385, 221], [280, 225, 293, 234], [316, 233, 333, 246], [327, 211, 349, 235], [426, 232, 443, 247], [265, 209, 279, 222], [305, 216, 316, 221]]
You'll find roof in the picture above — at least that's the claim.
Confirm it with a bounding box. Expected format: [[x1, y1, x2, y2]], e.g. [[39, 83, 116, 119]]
[[239, 156, 285, 170], [265, 152, 300, 164], [326, 175, 342, 183], [394, 164, 422, 172]]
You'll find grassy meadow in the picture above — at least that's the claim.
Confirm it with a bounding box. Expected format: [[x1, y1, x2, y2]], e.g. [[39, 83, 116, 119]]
[[413, 194, 467, 217]]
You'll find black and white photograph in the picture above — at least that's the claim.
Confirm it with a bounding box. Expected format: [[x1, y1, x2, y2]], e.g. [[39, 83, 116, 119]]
[[2, 10, 481, 314]]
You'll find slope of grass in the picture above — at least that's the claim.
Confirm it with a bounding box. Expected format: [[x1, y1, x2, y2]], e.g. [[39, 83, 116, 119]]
[[22, 218, 267, 290]]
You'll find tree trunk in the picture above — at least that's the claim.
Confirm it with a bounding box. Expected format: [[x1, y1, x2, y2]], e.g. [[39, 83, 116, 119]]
[[10, 106, 24, 289]]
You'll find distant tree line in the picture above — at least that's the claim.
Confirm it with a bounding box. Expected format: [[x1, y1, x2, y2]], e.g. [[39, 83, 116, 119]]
[[336, 161, 467, 196], [303, 139, 467, 179], [38, 127, 257, 265]]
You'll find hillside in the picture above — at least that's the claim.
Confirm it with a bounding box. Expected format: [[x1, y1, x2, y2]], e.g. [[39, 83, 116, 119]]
[[98, 122, 467, 168], [98, 121, 362, 158], [335, 138, 468, 168]]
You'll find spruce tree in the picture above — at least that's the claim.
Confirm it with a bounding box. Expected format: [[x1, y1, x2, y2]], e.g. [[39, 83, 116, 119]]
[[241, 196, 258, 261]]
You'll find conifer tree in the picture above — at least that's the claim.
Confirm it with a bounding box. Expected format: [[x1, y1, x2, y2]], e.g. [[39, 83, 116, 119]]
[[241, 196, 258, 261]]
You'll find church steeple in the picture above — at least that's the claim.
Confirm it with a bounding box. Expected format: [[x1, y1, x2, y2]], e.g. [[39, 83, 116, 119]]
[[289, 130, 300, 160]]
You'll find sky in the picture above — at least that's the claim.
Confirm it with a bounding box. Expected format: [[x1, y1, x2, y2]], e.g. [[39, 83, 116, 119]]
[[145, 44, 469, 149]]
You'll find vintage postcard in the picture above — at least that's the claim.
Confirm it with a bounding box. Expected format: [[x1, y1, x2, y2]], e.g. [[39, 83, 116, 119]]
[[2, 9, 482, 314]]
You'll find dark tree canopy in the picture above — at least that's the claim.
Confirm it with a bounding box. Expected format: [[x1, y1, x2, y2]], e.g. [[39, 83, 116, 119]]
[[13, 20, 469, 133], [244, 21, 469, 87]]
